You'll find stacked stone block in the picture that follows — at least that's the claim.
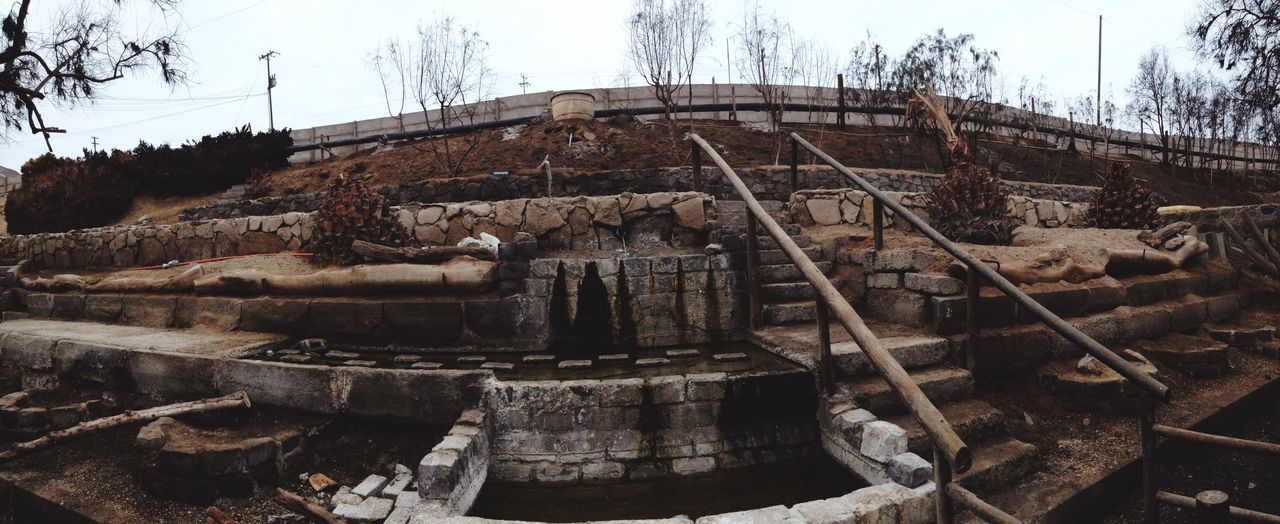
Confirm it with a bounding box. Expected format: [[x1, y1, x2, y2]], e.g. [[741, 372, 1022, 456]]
[[790, 188, 1090, 230]]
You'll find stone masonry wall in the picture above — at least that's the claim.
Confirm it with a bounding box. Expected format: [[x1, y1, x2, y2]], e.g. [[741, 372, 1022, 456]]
[[486, 370, 817, 483], [178, 167, 1100, 221], [789, 188, 1090, 230], [0, 192, 711, 269], [521, 254, 744, 348]]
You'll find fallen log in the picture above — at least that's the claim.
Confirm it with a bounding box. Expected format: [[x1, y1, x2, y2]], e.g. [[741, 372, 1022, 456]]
[[949, 260, 1107, 285], [350, 239, 496, 263], [1138, 221, 1192, 248], [273, 488, 347, 524], [0, 391, 251, 463], [1245, 215, 1280, 272], [1220, 220, 1279, 275], [206, 507, 237, 524], [1105, 235, 1210, 274], [193, 259, 496, 296], [87, 264, 206, 293]]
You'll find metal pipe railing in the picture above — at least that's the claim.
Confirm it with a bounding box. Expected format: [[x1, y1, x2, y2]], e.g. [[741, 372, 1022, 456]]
[[789, 131, 1171, 402], [688, 133, 972, 474]]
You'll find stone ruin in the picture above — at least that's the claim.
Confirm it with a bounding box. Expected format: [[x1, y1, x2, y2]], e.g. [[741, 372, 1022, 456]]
[[0, 158, 1275, 524]]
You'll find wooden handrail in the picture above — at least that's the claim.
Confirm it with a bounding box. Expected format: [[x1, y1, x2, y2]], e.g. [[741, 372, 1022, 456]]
[[1157, 491, 1280, 524], [1154, 424, 1280, 456], [788, 132, 1171, 402], [945, 484, 1021, 524], [688, 133, 972, 473]]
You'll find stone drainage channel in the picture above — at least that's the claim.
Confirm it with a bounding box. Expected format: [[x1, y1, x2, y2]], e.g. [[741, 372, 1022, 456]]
[[0, 325, 939, 523]]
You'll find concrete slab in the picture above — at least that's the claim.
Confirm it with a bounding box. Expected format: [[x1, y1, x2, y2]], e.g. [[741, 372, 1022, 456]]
[[0, 319, 284, 357]]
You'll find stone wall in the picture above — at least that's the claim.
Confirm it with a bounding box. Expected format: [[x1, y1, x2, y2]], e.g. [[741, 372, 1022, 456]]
[[790, 188, 1090, 230], [2, 192, 711, 270], [417, 408, 490, 518], [487, 370, 817, 483], [178, 167, 1100, 222], [521, 254, 744, 348]]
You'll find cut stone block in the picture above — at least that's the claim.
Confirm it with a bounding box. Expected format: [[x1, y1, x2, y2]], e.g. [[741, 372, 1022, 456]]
[[887, 452, 933, 488], [351, 474, 389, 498], [860, 421, 908, 462]]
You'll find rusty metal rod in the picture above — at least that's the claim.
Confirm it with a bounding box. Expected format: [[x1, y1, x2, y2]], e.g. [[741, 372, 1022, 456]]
[[945, 483, 1021, 524], [789, 131, 1171, 402], [1157, 491, 1280, 524], [689, 133, 972, 473], [1154, 424, 1280, 457]]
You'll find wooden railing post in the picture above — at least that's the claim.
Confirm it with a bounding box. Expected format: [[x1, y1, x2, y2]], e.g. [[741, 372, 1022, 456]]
[[836, 73, 847, 131], [872, 199, 885, 251], [964, 267, 980, 370], [789, 138, 799, 194], [817, 301, 834, 394], [744, 212, 763, 329], [1195, 491, 1229, 524], [935, 445, 955, 524], [1141, 392, 1159, 524], [691, 142, 703, 193]]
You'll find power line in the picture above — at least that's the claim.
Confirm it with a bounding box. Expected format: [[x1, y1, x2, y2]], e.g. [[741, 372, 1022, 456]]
[[187, 0, 269, 32]]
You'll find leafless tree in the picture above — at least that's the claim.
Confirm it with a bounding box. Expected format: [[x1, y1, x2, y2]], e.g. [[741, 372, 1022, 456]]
[[375, 17, 492, 176], [791, 38, 839, 124], [370, 38, 409, 132], [0, 0, 187, 150], [624, 0, 712, 122], [735, 3, 793, 161], [1127, 47, 1175, 166]]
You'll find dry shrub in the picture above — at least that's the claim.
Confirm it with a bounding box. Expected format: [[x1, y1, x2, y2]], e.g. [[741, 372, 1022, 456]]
[[1088, 162, 1160, 230]]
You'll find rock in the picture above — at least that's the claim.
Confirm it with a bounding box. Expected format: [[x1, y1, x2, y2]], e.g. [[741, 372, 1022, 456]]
[[671, 197, 707, 229], [859, 421, 907, 462], [523, 199, 567, 235], [417, 206, 445, 225], [558, 359, 592, 370], [595, 197, 622, 227], [333, 497, 394, 522], [331, 486, 363, 507], [351, 474, 389, 498], [382, 471, 413, 496], [1077, 354, 1106, 376], [1163, 236, 1187, 251], [136, 417, 175, 449], [887, 452, 933, 488], [635, 357, 671, 367], [309, 473, 337, 492], [806, 198, 842, 226]]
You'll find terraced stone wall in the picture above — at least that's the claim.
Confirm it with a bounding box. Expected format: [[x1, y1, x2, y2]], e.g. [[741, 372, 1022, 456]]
[[789, 188, 1090, 230], [0, 192, 713, 269]]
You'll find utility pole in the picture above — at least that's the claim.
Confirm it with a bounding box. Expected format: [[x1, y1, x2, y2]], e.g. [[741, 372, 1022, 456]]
[[259, 50, 279, 131], [90, 136, 99, 153], [1096, 15, 1102, 128], [519, 74, 530, 94]]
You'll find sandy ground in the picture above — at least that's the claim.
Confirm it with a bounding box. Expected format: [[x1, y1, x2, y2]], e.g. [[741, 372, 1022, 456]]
[[114, 192, 223, 226]]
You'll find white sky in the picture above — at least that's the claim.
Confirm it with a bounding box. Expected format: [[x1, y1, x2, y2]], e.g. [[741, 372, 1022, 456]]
[[0, 0, 1209, 169]]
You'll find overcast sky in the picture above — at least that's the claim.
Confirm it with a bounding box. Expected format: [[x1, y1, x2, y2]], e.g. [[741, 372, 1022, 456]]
[[0, 0, 1210, 169]]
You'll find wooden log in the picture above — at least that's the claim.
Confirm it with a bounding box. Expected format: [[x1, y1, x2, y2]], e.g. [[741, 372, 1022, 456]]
[[273, 488, 347, 524], [1138, 221, 1192, 248], [194, 259, 497, 296], [206, 507, 237, 524], [948, 260, 1106, 285], [1220, 220, 1278, 275], [350, 239, 496, 263], [1106, 236, 1211, 275], [1245, 215, 1280, 271], [0, 391, 251, 462], [87, 264, 206, 293]]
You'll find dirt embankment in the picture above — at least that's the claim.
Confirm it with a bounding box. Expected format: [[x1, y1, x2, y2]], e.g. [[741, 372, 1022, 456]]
[[252, 117, 1275, 208]]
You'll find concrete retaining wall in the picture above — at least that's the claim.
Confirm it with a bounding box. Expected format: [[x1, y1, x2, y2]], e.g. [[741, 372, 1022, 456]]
[[287, 83, 1276, 170]]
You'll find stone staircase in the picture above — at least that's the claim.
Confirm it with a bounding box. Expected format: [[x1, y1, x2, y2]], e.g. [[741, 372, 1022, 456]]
[[216, 184, 251, 204], [714, 200, 831, 326]]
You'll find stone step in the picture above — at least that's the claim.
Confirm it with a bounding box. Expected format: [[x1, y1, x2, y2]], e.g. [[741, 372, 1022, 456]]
[[757, 235, 813, 249], [760, 262, 832, 284], [931, 269, 1239, 336], [762, 301, 816, 325], [833, 335, 951, 376], [759, 246, 824, 265], [1207, 325, 1276, 348], [884, 398, 1007, 456], [844, 366, 974, 416], [955, 436, 1039, 494], [965, 292, 1244, 378], [1132, 333, 1231, 378], [762, 282, 816, 302]]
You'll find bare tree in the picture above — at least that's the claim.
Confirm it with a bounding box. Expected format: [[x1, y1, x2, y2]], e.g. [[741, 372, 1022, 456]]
[[735, 3, 793, 161], [624, 0, 712, 123], [1127, 47, 1175, 166], [370, 38, 409, 132], [0, 0, 187, 150], [375, 17, 492, 176], [791, 38, 839, 123]]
